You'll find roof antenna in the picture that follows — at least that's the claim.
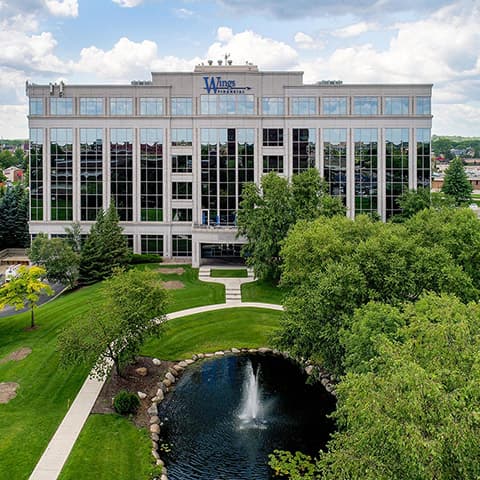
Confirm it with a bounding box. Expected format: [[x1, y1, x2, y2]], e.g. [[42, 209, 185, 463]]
[[224, 53, 230, 65]]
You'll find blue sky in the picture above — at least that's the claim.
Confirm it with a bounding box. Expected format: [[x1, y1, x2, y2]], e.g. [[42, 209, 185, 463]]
[[0, 0, 479, 138]]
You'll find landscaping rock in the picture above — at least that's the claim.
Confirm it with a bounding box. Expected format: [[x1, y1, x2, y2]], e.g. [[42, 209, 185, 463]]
[[150, 423, 160, 434], [138, 391, 147, 399], [152, 440, 158, 449], [248, 349, 258, 353], [214, 351, 225, 356], [156, 459, 164, 467], [258, 347, 272, 354], [161, 474, 168, 480], [165, 372, 176, 383], [147, 403, 158, 416], [178, 361, 188, 368], [152, 358, 161, 366], [197, 353, 205, 359], [305, 365, 314, 375], [155, 389, 165, 401], [162, 378, 172, 388], [205, 353, 214, 357], [168, 367, 179, 377], [135, 367, 148, 377], [184, 359, 195, 365], [172, 364, 184, 373], [151, 433, 159, 442], [192, 354, 198, 361], [152, 449, 160, 460], [231, 347, 240, 353], [150, 415, 160, 424]]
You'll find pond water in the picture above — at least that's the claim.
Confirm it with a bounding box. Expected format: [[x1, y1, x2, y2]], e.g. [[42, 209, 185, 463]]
[[159, 354, 336, 480]]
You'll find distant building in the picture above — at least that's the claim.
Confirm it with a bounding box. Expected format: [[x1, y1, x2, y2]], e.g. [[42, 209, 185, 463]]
[[3, 166, 23, 183]]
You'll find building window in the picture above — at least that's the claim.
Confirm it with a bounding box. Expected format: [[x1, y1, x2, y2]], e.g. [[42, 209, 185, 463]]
[[29, 98, 43, 116], [171, 128, 192, 147], [172, 208, 192, 222], [140, 128, 163, 222], [172, 234, 192, 256], [237, 128, 255, 211], [80, 98, 104, 115], [291, 97, 317, 115], [124, 235, 134, 252], [322, 97, 347, 115], [140, 98, 164, 115], [171, 97, 193, 115], [263, 155, 284, 173], [263, 128, 283, 147], [386, 128, 409, 219], [80, 129, 103, 221], [324, 128, 347, 204], [292, 128, 315, 174], [385, 97, 409, 115], [172, 182, 192, 200], [110, 98, 133, 115], [200, 95, 254, 115], [172, 155, 192, 173], [141, 235, 163, 255], [50, 128, 73, 221], [262, 97, 284, 115], [50, 98, 73, 115], [110, 128, 133, 221], [30, 129, 43, 221], [416, 128, 431, 189], [354, 128, 378, 215], [353, 96, 378, 115], [416, 96, 431, 115]]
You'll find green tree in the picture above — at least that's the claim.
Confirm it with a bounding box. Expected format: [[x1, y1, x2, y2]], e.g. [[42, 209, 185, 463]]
[[0, 184, 29, 249], [0, 265, 53, 328], [28, 234, 80, 289], [0, 150, 15, 169], [441, 157, 472, 205], [58, 268, 169, 377], [64, 221, 83, 253], [79, 203, 130, 284]]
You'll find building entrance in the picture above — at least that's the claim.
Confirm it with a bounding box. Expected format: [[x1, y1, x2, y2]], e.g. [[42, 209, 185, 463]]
[[200, 243, 244, 265]]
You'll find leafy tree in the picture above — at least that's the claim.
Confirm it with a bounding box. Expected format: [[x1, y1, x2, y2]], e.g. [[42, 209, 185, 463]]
[[0, 184, 29, 249], [28, 234, 80, 289], [0, 150, 16, 169], [0, 170, 6, 183], [0, 265, 53, 328], [58, 268, 169, 377], [79, 203, 130, 284], [64, 221, 83, 253], [441, 157, 472, 205]]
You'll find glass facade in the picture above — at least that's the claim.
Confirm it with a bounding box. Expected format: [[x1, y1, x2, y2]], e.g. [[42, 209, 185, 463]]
[[200, 95, 254, 115], [172, 155, 192, 173], [386, 128, 409, 218], [29, 98, 43, 116], [172, 182, 192, 199], [80, 98, 104, 115], [353, 97, 378, 115], [172, 234, 192, 256], [50, 128, 73, 221], [141, 235, 163, 255], [171, 129, 192, 146], [263, 155, 284, 173], [110, 128, 133, 221], [354, 128, 378, 215], [30, 128, 43, 220], [292, 97, 317, 115], [172, 208, 192, 221], [385, 97, 409, 115], [322, 97, 347, 115], [323, 128, 347, 203], [262, 97, 284, 115], [171, 97, 193, 115], [292, 128, 315, 173], [416, 96, 431, 115], [80, 128, 103, 221], [50, 98, 73, 115], [110, 98, 133, 115], [140, 128, 163, 222], [140, 98, 164, 115], [416, 128, 431, 189], [263, 128, 283, 146]]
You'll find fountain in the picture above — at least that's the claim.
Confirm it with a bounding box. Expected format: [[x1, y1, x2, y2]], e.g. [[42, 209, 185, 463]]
[[239, 360, 264, 427]]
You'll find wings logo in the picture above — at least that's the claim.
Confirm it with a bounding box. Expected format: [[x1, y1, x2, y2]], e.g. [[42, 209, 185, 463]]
[[202, 76, 251, 94]]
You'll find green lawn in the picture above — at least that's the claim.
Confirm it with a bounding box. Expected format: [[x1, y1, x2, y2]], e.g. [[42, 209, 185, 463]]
[[142, 307, 282, 360], [241, 279, 285, 305], [210, 268, 248, 278], [58, 414, 158, 480]]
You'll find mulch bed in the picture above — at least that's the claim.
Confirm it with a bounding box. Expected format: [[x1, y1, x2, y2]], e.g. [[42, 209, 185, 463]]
[[0, 347, 32, 364]]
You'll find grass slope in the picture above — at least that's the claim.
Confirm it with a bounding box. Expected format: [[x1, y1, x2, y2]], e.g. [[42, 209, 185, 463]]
[[210, 268, 248, 278], [241, 279, 286, 305]]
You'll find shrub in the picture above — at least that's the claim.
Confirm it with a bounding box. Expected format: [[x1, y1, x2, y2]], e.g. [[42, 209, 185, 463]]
[[113, 390, 140, 415], [129, 253, 163, 264]]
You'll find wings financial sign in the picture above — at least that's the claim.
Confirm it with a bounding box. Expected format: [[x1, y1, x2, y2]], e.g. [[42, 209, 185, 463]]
[[203, 76, 251, 94]]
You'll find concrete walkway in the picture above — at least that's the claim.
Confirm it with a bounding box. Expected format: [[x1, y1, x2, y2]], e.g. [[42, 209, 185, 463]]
[[29, 297, 282, 479]]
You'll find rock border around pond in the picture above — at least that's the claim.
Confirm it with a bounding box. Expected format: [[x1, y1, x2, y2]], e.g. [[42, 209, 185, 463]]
[[146, 349, 337, 480]]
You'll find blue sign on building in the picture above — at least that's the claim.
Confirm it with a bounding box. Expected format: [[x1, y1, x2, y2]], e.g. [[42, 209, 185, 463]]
[[203, 76, 251, 94]]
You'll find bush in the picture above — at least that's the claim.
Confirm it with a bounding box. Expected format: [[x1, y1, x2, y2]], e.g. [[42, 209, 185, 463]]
[[129, 253, 163, 264], [113, 390, 140, 415]]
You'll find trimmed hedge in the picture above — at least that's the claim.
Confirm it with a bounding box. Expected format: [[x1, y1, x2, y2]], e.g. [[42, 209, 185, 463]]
[[129, 253, 163, 264], [113, 391, 140, 415]]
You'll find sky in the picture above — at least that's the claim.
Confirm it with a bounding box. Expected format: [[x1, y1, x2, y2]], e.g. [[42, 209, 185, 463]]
[[0, 0, 479, 138]]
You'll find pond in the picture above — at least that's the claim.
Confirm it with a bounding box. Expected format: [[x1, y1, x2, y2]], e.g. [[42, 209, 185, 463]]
[[159, 354, 336, 480]]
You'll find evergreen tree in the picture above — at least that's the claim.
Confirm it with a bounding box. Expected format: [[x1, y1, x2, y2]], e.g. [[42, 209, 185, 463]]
[[441, 157, 472, 206], [0, 184, 29, 249], [78, 203, 130, 284]]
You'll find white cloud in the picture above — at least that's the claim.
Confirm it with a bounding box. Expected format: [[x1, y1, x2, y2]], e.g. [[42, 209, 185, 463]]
[[0, 104, 28, 139], [112, 0, 143, 7], [173, 8, 193, 18], [217, 27, 234, 42], [294, 32, 324, 50], [44, 0, 78, 17], [333, 21, 378, 38]]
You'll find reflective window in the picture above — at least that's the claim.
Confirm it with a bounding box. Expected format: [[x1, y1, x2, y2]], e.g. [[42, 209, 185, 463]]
[[386, 128, 409, 219], [416, 128, 431, 189], [172, 234, 192, 256], [140, 128, 163, 222], [324, 128, 347, 204], [200, 95, 254, 115], [80, 129, 103, 221], [292, 128, 315, 174], [50, 98, 73, 115], [354, 128, 378, 215], [172, 155, 192, 173], [263, 155, 284, 173], [140, 98, 164, 115], [263, 128, 283, 147], [353, 97, 378, 115], [172, 208, 192, 222], [50, 128, 73, 221], [385, 97, 409, 115], [262, 97, 284, 115], [416, 96, 431, 115], [30, 129, 43, 220], [172, 182, 192, 200], [171, 97, 193, 115], [291, 97, 317, 115], [29, 98, 43, 116], [322, 97, 347, 115], [80, 98, 104, 116], [110, 128, 133, 221], [141, 235, 163, 255], [110, 98, 133, 115], [171, 129, 192, 146]]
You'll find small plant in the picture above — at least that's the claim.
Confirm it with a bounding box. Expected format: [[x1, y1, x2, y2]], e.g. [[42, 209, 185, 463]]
[[113, 390, 140, 415], [129, 253, 163, 264]]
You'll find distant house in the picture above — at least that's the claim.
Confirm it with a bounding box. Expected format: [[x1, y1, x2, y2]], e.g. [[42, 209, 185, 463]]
[[3, 166, 23, 183]]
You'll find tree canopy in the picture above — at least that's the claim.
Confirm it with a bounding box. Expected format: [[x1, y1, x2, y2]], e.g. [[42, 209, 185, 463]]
[[441, 157, 473, 205], [0, 184, 29, 249]]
